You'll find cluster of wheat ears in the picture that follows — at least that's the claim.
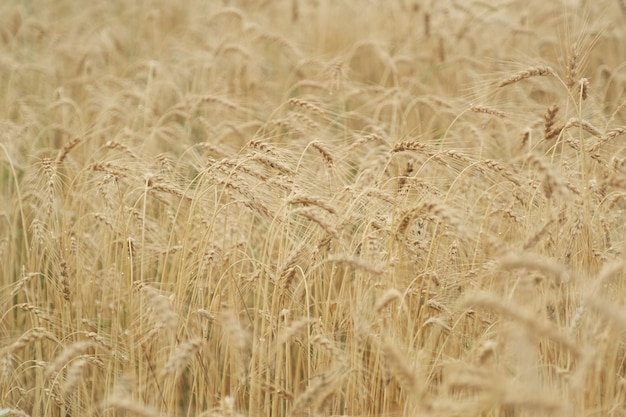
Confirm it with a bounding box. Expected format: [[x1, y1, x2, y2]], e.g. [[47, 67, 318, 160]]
[[2, 0, 626, 416]]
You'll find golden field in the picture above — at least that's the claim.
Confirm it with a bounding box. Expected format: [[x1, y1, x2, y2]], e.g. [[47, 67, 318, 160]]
[[2, 0, 626, 416]]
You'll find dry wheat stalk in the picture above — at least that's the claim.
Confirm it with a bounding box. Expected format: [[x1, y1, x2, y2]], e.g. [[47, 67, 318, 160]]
[[297, 208, 340, 240], [248, 139, 280, 157], [418, 200, 462, 231], [520, 127, 532, 149], [523, 218, 554, 250], [5, 328, 57, 358], [288, 367, 347, 417], [251, 153, 296, 176], [587, 297, 626, 333], [395, 210, 414, 240], [526, 154, 570, 199], [288, 98, 325, 115], [58, 259, 71, 302], [437, 149, 474, 165], [474, 339, 498, 364], [310, 141, 334, 168], [194, 95, 245, 112], [39, 157, 57, 216], [135, 283, 179, 333], [426, 299, 449, 314], [470, 104, 505, 118], [0, 408, 28, 417], [289, 112, 319, 131], [498, 252, 570, 284], [477, 159, 521, 186], [489, 206, 521, 223], [46, 341, 95, 378], [311, 335, 348, 366], [221, 309, 251, 358], [375, 289, 403, 313], [278, 317, 317, 345], [461, 293, 582, 358], [543, 104, 560, 140], [566, 43, 579, 89], [147, 176, 192, 201], [55, 137, 81, 164], [11, 267, 41, 296], [588, 127, 626, 153], [104, 140, 138, 159], [380, 339, 419, 392], [161, 338, 203, 378], [422, 317, 452, 333], [287, 194, 337, 215], [498, 66, 556, 87], [1, 352, 17, 381], [83, 331, 113, 350], [90, 161, 130, 178], [563, 117, 602, 138], [103, 395, 169, 417], [195, 309, 217, 322], [325, 254, 383, 275], [392, 140, 436, 157], [396, 160, 414, 194], [579, 77, 590, 100], [277, 242, 309, 289], [16, 303, 54, 324], [60, 357, 89, 398]]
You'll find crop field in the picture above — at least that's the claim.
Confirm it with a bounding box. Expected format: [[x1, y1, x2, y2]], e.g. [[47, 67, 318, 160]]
[[2, 0, 626, 416]]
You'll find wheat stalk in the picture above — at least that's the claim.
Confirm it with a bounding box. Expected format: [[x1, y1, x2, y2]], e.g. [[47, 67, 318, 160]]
[[498, 66, 556, 87]]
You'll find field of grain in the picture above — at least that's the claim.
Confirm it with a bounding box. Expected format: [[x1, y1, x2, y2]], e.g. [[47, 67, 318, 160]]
[[2, 0, 626, 416]]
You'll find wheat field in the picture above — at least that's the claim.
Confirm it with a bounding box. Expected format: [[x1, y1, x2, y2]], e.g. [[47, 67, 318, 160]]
[[2, 0, 626, 416]]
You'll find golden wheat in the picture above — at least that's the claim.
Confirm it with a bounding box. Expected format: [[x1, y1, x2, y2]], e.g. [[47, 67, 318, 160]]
[[2, 1, 626, 416]]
